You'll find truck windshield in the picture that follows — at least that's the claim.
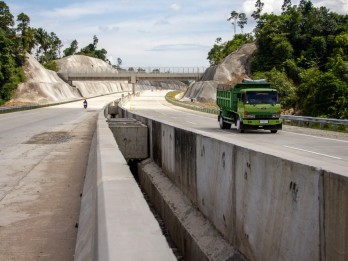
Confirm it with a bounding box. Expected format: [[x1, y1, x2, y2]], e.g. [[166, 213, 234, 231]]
[[245, 91, 278, 105]]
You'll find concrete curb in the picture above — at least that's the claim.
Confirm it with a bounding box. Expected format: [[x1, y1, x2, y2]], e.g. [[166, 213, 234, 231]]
[[74, 109, 176, 261]]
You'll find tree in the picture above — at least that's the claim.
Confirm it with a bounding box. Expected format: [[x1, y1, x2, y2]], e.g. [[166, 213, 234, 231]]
[[251, 0, 264, 21], [117, 58, 122, 67], [63, 40, 78, 57], [207, 38, 224, 65], [93, 35, 98, 49], [237, 13, 248, 33], [227, 11, 239, 34], [0, 1, 14, 34], [16, 12, 33, 53], [281, 0, 292, 13]]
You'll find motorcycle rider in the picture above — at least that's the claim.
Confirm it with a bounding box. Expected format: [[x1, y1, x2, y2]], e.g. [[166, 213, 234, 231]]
[[83, 99, 87, 109]]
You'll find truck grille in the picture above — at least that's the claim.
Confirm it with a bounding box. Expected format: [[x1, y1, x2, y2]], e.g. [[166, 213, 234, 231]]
[[255, 115, 273, 119]]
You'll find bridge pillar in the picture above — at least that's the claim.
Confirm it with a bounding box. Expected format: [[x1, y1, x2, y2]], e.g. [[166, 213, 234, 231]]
[[130, 73, 136, 84]]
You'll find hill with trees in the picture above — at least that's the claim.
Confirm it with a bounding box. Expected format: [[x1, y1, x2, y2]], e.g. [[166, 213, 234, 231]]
[[208, 0, 348, 119]]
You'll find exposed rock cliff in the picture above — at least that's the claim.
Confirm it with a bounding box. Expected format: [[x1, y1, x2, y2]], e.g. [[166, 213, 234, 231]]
[[182, 43, 257, 102]]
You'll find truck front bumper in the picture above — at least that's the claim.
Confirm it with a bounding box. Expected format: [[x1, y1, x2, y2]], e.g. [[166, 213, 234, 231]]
[[241, 119, 283, 130]]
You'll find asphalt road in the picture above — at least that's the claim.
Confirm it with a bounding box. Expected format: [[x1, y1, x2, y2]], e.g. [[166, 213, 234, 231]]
[[0, 94, 123, 261], [124, 90, 348, 177]]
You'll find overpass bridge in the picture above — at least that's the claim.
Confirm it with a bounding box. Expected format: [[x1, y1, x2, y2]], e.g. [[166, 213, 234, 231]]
[[58, 67, 206, 85]]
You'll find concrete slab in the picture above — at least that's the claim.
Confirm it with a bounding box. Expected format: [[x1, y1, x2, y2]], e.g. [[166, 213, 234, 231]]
[[108, 118, 148, 160]]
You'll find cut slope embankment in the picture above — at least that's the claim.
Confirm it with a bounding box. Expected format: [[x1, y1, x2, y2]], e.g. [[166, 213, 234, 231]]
[[10, 54, 81, 104], [182, 43, 257, 102]]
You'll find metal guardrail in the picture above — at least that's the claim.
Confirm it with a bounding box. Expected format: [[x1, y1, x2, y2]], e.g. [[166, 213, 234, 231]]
[[0, 91, 124, 114], [280, 115, 348, 130], [0, 103, 62, 114]]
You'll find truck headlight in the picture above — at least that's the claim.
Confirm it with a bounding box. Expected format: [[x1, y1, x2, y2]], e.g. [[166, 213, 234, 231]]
[[245, 114, 255, 119], [272, 114, 280, 118]]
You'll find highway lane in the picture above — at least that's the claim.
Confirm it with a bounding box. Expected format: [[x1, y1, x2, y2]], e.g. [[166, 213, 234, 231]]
[[0, 93, 124, 260], [124, 90, 348, 176]]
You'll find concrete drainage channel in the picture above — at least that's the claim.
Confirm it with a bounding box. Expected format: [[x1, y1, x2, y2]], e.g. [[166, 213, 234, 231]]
[[74, 96, 242, 261], [106, 116, 242, 261], [127, 159, 184, 260], [108, 118, 184, 260]]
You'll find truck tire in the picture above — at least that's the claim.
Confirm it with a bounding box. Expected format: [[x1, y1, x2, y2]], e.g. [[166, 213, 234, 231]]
[[219, 116, 225, 129], [236, 118, 244, 133], [271, 130, 278, 133], [219, 116, 231, 129]]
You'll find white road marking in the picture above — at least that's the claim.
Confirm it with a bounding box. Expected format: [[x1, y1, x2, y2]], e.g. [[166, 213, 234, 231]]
[[186, 121, 197, 125], [283, 145, 342, 160], [281, 130, 348, 143]]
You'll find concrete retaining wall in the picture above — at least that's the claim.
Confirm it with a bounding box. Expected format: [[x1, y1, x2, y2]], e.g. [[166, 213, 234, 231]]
[[120, 107, 348, 261], [74, 109, 176, 261]]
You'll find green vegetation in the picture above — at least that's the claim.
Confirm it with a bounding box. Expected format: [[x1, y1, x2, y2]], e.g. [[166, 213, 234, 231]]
[[207, 34, 254, 66], [208, 0, 348, 119], [0, 2, 25, 105], [65, 35, 109, 62]]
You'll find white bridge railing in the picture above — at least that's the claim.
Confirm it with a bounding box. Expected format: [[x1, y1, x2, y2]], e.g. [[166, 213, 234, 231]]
[[121, 67, 207, 73]]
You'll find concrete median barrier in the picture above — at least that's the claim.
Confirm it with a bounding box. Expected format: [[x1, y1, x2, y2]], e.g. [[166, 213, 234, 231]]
[[119, 106, 348, 261], [74, 110, 176, 261]]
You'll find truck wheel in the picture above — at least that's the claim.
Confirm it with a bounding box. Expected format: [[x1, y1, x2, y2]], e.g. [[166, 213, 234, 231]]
[[271, 130, 278, 133], [219, 116, 231, 129], [236, 118, 244, 133], [219, 116, 225, 129]]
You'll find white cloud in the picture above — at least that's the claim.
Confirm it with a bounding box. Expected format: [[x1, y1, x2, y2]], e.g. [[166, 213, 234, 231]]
[[170, 3, 181, 11], [98, 25, 120, 32], [314, 0, 348, 14], [154, 19, 170, 26]]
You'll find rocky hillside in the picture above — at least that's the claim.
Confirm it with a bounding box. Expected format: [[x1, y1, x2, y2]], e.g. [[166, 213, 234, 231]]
[[10, 54, 81, 104], [182, 43, 257, 102], [9, 54, 187, 105]]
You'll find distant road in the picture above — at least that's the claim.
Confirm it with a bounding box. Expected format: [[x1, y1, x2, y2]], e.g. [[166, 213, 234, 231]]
[[124, 91, 348, 176], [0, 94, 123, 261]]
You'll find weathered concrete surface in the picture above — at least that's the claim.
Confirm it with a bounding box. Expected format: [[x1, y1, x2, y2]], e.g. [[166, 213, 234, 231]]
[[73, 80, 131, 98], [0, 109, 98, 261], [324, 173, 348, 261], [75, 110, 176, 261], [196, 137, 235, 243], [120, 105, 348, 261], [234, 149, 320, 261], [108, 118, 148, 160], [138, 159, 241, 261]]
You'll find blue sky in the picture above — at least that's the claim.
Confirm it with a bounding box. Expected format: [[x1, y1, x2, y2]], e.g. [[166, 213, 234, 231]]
[[6, 0, 348, 67]]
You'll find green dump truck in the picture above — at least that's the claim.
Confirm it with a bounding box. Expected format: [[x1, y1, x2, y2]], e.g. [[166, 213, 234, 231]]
[[216, 79, 282, 133]]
